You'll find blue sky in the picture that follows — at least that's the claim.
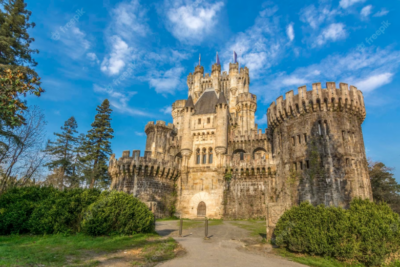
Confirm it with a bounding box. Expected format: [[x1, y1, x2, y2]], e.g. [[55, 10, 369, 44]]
[[25, 0, 400, 180]]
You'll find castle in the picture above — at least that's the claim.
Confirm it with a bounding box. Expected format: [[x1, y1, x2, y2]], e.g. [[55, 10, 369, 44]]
[[109, 56, 373, 233]]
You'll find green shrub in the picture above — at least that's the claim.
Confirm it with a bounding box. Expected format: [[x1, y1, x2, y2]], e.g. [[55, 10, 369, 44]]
[[0, 186, 57, 234], [28, 188, 100, 234], [275, 199, 400, 266], [81, 191, 154, 236]]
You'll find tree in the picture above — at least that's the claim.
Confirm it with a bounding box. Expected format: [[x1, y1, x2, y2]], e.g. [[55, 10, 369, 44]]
[[44, 117, 78, 190], [0, 0, 39, 80], [84, 99, 114, 189], [369, 160, 400, 214], [0, 106, 47, 193]]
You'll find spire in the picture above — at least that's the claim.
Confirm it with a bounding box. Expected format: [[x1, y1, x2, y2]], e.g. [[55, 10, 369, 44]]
[[185, 95, 195, 108], [217, 91, 227, 105], [199, 54, 201, 66], [216, 52, 220, 65], [233, 51, 237, 63]]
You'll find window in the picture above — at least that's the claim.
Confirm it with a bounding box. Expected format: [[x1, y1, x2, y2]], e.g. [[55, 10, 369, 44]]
[[292, 137, 295, 146], [240, 152, 244, 161], [318, 121, 322, 135], [202, 148, 207, 164], [342, 131, 345, 142], [306, 160, 310, 169], [293, 162, 297, 171], [304, 133, 307, 143], [208, 148, 213, 163], [198, 118, 201, 124], [207, 117, 210, 124], [298, 135, 301, 144], [196, 149, 200, 164], [300, 161, 303, 170]]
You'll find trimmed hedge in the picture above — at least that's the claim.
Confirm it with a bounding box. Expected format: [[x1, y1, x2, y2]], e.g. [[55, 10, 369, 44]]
[[81, 191, 154, 236], [275, 199, 400, 266], [0, 187, 154, 236]]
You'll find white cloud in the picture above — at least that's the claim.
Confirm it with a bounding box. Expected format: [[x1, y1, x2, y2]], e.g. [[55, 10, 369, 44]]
[[135, 131, 145, 136], [373, 8, 389, 17], [222, 4, 285, 78], [93, 84, 151, 116], [160, 106, 172, 114], [339, 0, 366, 9], [257, 47, 400, 103], [354, 73, 393, 92], [300, 4, 339, 30], [101, 36, 133, 76], [149, 67, 185, 94], [86, 52, 100, 64], [56, 26, 90, 59], [286, 23, 295, 41], [361, 5, 373, 17], [164, 0, 224, 43], [315, 23, 347, 46], [255, 114, 267, 125]]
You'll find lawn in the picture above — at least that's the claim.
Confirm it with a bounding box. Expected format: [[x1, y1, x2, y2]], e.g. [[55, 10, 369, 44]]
[[0, 233, 180, 266], [230, 220, 266, 238]]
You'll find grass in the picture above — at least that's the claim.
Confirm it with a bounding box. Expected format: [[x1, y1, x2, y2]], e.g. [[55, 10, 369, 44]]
[[176, 219, 224, 229], [0, 233, 179, 266], [230, 220, 266, 238]]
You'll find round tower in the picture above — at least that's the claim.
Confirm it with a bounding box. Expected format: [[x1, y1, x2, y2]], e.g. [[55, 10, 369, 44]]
[[235, 92, 257, 135], [180, 96, 195, 161], [267, 82, 371, 208], [215, 92, 228, 162], [145, 120, 175, 160]]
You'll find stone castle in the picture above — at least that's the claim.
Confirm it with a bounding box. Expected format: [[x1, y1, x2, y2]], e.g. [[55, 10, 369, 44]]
[[109, 57, 373, 232]]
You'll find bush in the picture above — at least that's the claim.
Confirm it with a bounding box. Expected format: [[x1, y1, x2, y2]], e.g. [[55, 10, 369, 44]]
[[0, 186, 57, 234], [275, 199, 400, 266], [28, 188, 100, 234], [81, 191, 155, 236]]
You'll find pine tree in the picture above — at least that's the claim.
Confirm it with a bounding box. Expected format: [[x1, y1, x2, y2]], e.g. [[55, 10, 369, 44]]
[[84, 99, 114, 189], [44, 117, 78, 189], [0, 0, 39, 80]]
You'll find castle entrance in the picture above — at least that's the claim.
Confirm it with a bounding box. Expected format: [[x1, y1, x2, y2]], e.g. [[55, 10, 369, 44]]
[[197, 201, 206, 217]]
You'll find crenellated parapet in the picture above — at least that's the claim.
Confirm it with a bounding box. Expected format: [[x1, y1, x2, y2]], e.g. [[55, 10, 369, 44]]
[[145, 120, 175, 134], [267, 82, 366, 130], [109, 150, 180, 183], [230, 128, 269, 142]]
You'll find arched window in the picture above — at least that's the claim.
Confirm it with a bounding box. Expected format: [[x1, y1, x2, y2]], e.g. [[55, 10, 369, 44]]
[[196, 149, 200, 164], [202, 148, 207, 164], [208, 148, 213, 164]]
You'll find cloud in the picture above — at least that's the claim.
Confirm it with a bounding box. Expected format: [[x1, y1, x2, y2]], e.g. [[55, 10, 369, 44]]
[[354, 73, 393, 92], [93, 84, 151, 116], [160, 106, 172, 114], [255, 114, 267, 125], [148, 67, 185, 94], [339, 0, 366, 9], [101, 36, 133, 76], [257, 47, 400, 103], [135, 131, 146, 136], [222, 3, 286, 78], [373, 8, 389, 17], [361, 5, 373, 17], [286, 23, 295, 41], [300, 4, 339, 30], [56, 26, 90, 59], [86, 52, 100, 64], [164, 0, 224, 43], [314, 23, 347, 46]]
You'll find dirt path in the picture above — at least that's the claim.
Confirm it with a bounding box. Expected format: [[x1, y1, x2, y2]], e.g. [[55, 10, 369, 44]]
[[156, 220, 306, 267]]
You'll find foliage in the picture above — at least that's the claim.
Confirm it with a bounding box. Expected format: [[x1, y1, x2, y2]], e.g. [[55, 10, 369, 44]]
[[0, 186, 57, 234], [224, 166, 232, 182], [81, 191, 154, 236], [275, 200, 400, 266], [0, 233, 177, 267], [369, 161, 400, 214], [28, 188, 100, 234], [81, 99, 114, 189], [44, 117, 78, 189]]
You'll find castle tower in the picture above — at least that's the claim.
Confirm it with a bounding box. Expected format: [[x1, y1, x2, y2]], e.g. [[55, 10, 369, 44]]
[[236, 92, 257, 135], [180, 96, 195, 162], [192, 66, 204, 102], [228, 62, 239, 114], [215, 91, 228, 165], [144, 121, 175, 160]]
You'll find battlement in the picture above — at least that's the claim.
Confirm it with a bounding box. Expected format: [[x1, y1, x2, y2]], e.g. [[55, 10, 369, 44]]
[[109, 150, 180, 179], [267, 82, 366, 129], [194, 65, 204, 74], [212, 63, 221, 73], [145, 120, 175, 134], [239, 67, 249, 74], [230, 128, 269, 142], [236, 92, 257, 104], [229, 62, 239, 72], [172, 100, 186, 110]]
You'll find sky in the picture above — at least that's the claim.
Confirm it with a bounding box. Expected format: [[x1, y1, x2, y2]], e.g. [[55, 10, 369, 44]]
[[24, 0, 400, 180]]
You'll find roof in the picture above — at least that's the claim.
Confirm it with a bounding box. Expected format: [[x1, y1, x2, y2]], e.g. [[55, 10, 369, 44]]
[[184, 95, 194, 108], [217, 91, 227, 105], [193, 88, 218, 115]]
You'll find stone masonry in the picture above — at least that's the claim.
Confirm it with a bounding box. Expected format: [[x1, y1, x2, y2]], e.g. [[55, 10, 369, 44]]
[[108, 57, 373, 229]]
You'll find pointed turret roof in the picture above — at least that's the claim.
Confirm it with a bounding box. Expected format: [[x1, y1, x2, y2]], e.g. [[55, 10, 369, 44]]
[[185, 95, 194, 108], [217, 91, 227, 105]]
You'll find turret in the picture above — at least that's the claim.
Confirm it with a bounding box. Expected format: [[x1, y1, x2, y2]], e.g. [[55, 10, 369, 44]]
[[211, 63, 221, 94], [145, 121, 175, 160], [192, 65, 204, 102], [236, 92, 257, 135], [215, 92, 228, 160], [180, 96, 194, 160]]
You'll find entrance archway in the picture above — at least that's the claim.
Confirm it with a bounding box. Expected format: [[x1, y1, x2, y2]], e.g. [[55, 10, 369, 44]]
[[197, 201, 206, 217]]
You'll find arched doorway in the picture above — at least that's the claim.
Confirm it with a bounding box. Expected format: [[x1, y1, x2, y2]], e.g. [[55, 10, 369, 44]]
[[197, 201, 206, 217]]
